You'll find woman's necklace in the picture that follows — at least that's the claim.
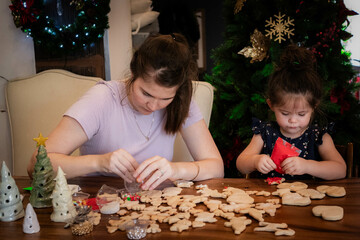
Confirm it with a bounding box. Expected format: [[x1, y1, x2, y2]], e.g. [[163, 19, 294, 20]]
[[132, 111, 155, 141]]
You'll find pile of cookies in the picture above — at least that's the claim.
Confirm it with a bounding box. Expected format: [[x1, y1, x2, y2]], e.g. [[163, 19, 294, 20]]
[[105, 180, 346, 236]]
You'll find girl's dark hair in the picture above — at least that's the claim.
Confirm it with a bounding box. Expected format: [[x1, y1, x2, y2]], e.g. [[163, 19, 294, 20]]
[[127, 33, 198, 134], [267, 44, 322, 109]]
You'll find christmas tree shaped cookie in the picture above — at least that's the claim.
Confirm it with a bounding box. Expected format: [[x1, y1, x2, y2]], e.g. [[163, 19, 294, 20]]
[[23, 203, 40, 234], [50, 166, 77, 222], [29, 133, 55, 208], [0, 161, 25, 222]]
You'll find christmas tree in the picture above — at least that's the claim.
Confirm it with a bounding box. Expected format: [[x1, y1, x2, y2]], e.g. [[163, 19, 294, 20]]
[[50, 166, 77, 222], [23, 203, 40, 234], [205, 0, 359, 177], [0, 161, 24, 222], [30, 133, 55, 208]]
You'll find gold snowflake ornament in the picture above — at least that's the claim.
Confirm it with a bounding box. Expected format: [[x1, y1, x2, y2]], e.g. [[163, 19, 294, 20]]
[[265, 12, 294, 43]]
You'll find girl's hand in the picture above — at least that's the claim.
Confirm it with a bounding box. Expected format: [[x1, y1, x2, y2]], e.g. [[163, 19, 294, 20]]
[[133, 156, 174, 190], [255, 154, 277, 174], [103, 149, 139, 182], [281, 157, 307, 175]]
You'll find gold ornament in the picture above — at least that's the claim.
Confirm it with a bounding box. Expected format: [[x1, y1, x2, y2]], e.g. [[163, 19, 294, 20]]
[[238, 29, 270, 63], [234, 0, 247, 14], [70, 0, 85, 10], [265, 12, 294, 43]]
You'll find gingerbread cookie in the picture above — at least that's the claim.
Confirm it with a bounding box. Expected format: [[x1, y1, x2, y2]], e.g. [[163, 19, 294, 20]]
[[312, 205, 344, 221], [174, 180, 194, 188], [296, 188, 325, 200], [281, 192, 311, 206], [147, 223, 161, 233], [255, 202, 281, 217], [316, 185, 346, 197], [224, 216, 252, 235], [226, 193, 254, 204], [204, 200, 222, 212], [178, 201, 196, 212], [272, 188, 291, 197], [254, 221, 295, 236], [162, 187, 182, 197], [194, 212, 217, 223], [192, 221, 206, 228], [277, 182, 308, 191], [197, 187, 227, 198], [169, 219, 192, 232]]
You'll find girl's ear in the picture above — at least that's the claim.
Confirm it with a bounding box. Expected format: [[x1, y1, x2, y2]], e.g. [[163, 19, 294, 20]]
[[266, 99, 273, 110]]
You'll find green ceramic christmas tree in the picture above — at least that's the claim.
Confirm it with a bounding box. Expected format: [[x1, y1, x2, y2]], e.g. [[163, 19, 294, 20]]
[[0, 161, 25, 222], [29, 133, 55, 208]]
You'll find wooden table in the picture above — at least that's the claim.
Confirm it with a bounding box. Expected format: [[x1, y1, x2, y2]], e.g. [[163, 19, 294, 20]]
[[1, 177, 360, 239]]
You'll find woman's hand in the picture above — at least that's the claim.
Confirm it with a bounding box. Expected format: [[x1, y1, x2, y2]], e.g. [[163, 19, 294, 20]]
[[133, 156, 174, 190], [255, 154, 277, 174], [281, 157, 307, 176], [103, 149, 139, 182]]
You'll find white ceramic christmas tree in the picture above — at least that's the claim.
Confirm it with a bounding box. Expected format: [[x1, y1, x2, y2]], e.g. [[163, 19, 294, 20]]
[[23, 203, 40, 234], [50, 166, 77, 222], [0, 161, 24, 222]]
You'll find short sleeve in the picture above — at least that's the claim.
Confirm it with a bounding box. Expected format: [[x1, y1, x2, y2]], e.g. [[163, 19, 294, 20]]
[[252, 117, 267, 135], [64, 81, 116, 139], [182, 100, 203, 129], [313, 122, 335, 146]]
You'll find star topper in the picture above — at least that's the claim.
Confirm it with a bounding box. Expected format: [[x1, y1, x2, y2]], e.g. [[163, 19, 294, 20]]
[[33, 133, 48, 147]]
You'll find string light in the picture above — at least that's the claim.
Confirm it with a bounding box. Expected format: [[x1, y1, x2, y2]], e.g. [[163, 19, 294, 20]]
[[9, 0, 110, 54]]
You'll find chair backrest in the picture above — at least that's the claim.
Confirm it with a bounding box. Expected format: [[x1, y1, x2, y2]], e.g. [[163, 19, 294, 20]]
[[6, 69, 101, 176], [172, 81, 214, 162], [336, 143, 355, 178]]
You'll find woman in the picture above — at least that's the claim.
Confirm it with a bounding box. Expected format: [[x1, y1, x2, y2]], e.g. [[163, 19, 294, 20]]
[[28, 33, 224, 190]]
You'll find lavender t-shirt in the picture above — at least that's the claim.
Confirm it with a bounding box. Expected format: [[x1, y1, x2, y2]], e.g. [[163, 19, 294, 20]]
[[65, 80, 203, 165]]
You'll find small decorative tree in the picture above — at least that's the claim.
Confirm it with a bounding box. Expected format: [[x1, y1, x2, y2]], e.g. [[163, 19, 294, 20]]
[[29, 133, 55, 208], [50, 166, 77, 222], [0, 161, 24, 222], [23, 203, 40, 234]]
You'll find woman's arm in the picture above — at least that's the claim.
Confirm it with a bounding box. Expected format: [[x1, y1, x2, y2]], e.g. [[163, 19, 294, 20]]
[[27, 116, 138, 180], [177, 119, 224, 180], [28, 116, 100, 178], [236, 134, 276, 174]]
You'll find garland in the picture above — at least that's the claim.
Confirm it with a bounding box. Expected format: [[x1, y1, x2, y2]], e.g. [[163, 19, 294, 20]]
[[9, 0, 110, 55]]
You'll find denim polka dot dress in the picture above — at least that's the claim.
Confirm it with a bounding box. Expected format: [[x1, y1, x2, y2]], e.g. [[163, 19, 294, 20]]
[[251, 118, 334, 180]]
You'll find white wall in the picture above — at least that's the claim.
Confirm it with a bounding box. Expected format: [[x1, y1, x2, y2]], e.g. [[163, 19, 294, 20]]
[[0, 1, 36, 173], [344, 0, 360, 67], [105, 0, 133, 80], [0, 1, 132, 174]]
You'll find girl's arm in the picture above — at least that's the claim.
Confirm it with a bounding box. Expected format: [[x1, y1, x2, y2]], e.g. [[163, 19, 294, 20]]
[[27, 116, 138, 180], [236, 134, 276, 174], [305, 133, 346, 180]]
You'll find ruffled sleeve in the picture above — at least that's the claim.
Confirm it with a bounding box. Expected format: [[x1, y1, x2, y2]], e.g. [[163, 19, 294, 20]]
[[252, 117, 268, 135], [313, 122, 335, 146]]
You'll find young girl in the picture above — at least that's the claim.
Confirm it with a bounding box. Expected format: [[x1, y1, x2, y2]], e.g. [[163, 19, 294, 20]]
[[236, 45, 346, 180]]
